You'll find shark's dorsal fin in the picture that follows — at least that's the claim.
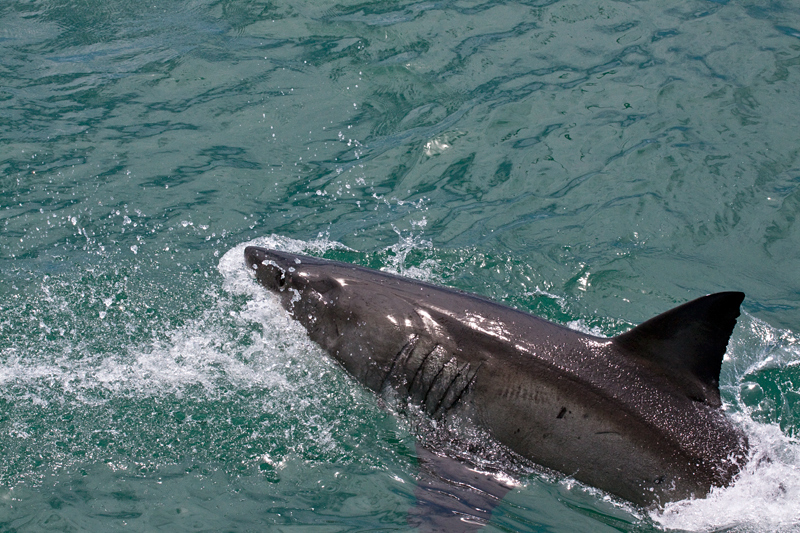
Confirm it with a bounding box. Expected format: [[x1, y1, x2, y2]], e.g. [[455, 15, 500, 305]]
[[612, 292, 744, 407]]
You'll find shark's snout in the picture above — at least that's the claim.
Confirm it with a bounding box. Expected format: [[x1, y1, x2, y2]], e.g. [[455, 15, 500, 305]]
[[245, 246, 288, 269], [244, 246, 265, 269], [244, 246, 296, 291]]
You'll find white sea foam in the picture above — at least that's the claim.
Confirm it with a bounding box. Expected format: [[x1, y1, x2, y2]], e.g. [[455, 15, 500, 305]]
[[0, 236, 347, 406], [652, 419, 800, 532]]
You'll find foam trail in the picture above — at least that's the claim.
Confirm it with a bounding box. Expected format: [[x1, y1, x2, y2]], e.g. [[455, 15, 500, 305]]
[[651, 420, 800, 532]]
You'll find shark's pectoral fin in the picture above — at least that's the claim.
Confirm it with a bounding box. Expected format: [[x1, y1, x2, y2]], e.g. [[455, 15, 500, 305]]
[[408, 445, 513, 533], [613, 291, 745, 407]]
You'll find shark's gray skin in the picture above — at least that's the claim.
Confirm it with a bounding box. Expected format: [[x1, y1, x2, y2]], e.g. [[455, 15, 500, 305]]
[[244, 246, 749, 507]]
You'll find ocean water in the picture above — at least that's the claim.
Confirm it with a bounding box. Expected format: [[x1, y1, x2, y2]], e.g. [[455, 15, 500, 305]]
[[2, 0, 800, 531]]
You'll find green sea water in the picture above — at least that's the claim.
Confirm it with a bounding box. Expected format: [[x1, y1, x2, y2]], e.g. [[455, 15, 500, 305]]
[[2, 0, 800, 531]]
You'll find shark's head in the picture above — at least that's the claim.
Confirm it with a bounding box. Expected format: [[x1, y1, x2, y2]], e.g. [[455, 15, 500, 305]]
[[245, 245, 349, 350], [244, 245, 435, 391], [244, 246, 331, 295]]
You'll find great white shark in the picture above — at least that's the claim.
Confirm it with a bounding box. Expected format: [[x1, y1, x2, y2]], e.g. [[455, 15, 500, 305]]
[[244, 246, 749, 508]]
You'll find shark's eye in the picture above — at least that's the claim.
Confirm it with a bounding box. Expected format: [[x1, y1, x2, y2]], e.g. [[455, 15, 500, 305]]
[[277, 271, 287, 288]]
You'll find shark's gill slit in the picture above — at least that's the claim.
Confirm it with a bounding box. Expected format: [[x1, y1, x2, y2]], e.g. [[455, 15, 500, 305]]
[[417, 347, 450, 412], [431, 361, 468, 418], [407, 344, 442, 404], [449, 361, 482, 413], [422, 357, 458, 416], [382, 335, 418, 392]]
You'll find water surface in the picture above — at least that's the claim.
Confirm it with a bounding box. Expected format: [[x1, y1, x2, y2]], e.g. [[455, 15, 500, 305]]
[[2, 0, 800, 531]]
